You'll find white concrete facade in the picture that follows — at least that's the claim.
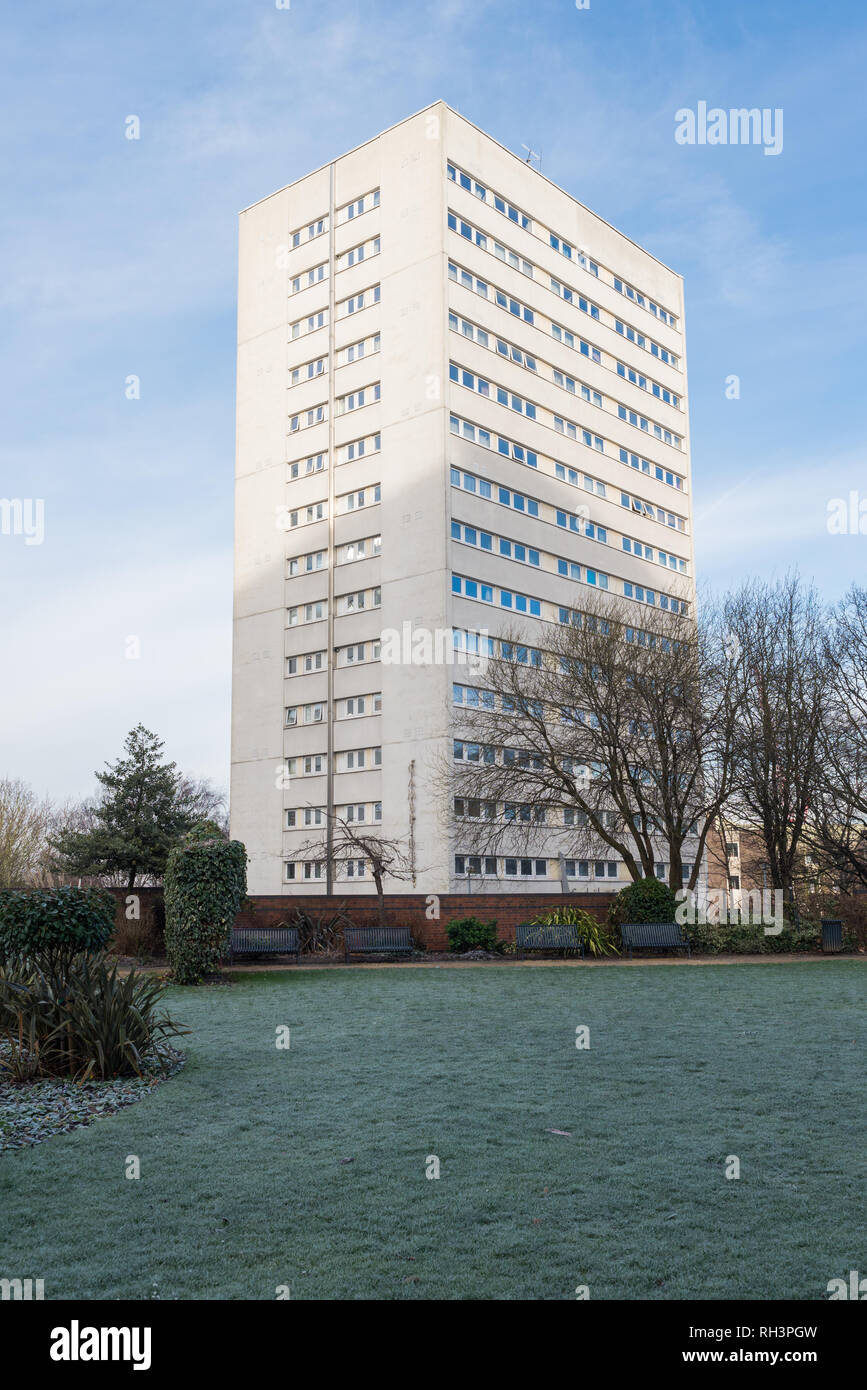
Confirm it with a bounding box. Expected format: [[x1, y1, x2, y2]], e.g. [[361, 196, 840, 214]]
[[231, 102, 697, 896]]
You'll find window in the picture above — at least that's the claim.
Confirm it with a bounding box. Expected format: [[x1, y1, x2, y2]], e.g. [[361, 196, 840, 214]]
[[337, 236, 381, 271], [338, 484, 381, 514], [337, 189, 380, 223], [290, 356, 327, 387], [290, 262, 328, 295], [290, 309, 328, 340], [288, 452, 327, 480], [337, 284, 381, 318], [615, 319, 679, 368], [289, 215, 328, 248], [337, 383, 381, 415]]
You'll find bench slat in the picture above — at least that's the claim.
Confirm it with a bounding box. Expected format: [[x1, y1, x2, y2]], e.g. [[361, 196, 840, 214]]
[[620, 922, 689, 958], [344, 927, 414, 960], [231, 927, 300, 961], [515, 923, 584, 960]]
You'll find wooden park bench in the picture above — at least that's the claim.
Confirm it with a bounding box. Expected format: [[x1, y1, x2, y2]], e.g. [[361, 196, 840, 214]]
[[230, 926, 300, 964], [515, 922, 584, 961], [344, 926, 414, 962], [620, 922, 690, 959]]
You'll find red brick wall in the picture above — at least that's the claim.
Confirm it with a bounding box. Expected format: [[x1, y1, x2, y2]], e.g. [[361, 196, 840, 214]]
[[107, 888, 617, 953], [234, 893, 617, 951]]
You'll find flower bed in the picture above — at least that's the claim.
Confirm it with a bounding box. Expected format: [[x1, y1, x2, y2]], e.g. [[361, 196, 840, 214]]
[[0, 1045, 185, 1152]]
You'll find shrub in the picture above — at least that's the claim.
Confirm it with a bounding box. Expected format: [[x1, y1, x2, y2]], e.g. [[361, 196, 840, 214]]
[[445, 916, 499, 953], [164, 837, 247, 984], [685, 919, 822, 955], [529, 904, 619, 956], [608, 876, 678, 933], [0, 886, 115, 980], [0, 953, 188, 1080]]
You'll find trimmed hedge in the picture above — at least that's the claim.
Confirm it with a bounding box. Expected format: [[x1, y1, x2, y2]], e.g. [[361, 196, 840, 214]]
[[0, 886, 115, 978], [164, 838, 247, 984], [685, 920, 824, 955], [445, 916, 499, 953], [608, 876, 678, 931]]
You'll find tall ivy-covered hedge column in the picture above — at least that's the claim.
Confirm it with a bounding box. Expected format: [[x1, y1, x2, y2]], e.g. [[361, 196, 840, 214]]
[[164, 836, 247, 984]]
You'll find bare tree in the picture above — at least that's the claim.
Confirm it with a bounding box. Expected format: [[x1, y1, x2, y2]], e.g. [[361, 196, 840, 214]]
[[176, 776, 229, 837], [293, 814, 417, 927], [0, 778, 54, 888], [806, 584, 867, 890], [439, 591, 741, 892], [724, 573, 831, 905]]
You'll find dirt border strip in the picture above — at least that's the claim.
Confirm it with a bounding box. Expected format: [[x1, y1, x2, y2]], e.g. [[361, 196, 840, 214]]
[[218, 953, 865, 974]]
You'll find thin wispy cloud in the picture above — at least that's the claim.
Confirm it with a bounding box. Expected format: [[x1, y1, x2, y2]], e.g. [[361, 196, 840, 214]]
[[0, 0, 864, 800]]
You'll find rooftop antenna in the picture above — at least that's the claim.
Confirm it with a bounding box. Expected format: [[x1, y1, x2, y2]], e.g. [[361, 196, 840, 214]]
[[521, 144, 542, 172]]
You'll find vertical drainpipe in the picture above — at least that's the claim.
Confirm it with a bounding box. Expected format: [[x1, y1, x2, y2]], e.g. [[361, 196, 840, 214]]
[[326, 160, 337, 895]]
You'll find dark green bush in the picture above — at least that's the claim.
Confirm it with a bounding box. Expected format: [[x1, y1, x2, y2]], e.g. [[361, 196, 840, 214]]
[[0, 953, 188, 1080], [0, 886, 115, 980], [608, 876, 678, 932], [685, 919, 822, 955], [445, 916, 499, 953], [164, 837, 247, 983]]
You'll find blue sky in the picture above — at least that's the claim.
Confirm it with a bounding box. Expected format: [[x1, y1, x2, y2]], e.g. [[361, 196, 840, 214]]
[[1, 0, 865, 800]]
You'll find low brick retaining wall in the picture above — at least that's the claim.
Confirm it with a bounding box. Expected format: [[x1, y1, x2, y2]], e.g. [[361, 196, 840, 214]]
[[233, 892, 617, 952], [106, 888, 616, 953]]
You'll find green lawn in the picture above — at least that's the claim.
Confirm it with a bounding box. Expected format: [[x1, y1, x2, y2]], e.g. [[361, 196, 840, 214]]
[[2, 962, 863, 1300]]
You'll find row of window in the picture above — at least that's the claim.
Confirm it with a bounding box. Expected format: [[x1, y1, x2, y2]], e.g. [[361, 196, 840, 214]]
[[448, 158, 680, 328], [616, 360, 679, 409], [336, 381, 380, 416], [290, 234, 381, 296], [285, 692, 381, 725], [289, 402, 327, 433], [614, 318, 677, 367], [449, 409, 688, 518], [451, 520, 611, 593], [449, 314, 683, 468], [622, 536, 689, 575], [618, 448, 684, 490], [286, 642, 382, 677], [340, 332, 380, 366], [287, 586, 381, 627], [290, 356, 326, 387], [290, 262, 328, 295], [449, 258, 680, 409], [616, 405, 682, 450], [286, 802, 382, 829], [286, 747, 382, 776], [288, 432, 381, 479], [452, 464, 684, 570], [290, 216, 328, 249], [284, 484, 381, 529], [336, 235, 380, 271], [450, 466, 607, 547], [451, 354, 682, 458], [448, 210, 679, 367], [453, 855, 620, 881], [447, 162, 533, 230], [288, 534, 381, 574], [451, 572, 543, 615], [292, 284, 382, 342], [286, 190, 380, 256], [337, 188, 380, 224], [453, 561, 685, 622], [612, 278, 676, 328], [285, 859, 376, 882], [622, 582, 687, 613]]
